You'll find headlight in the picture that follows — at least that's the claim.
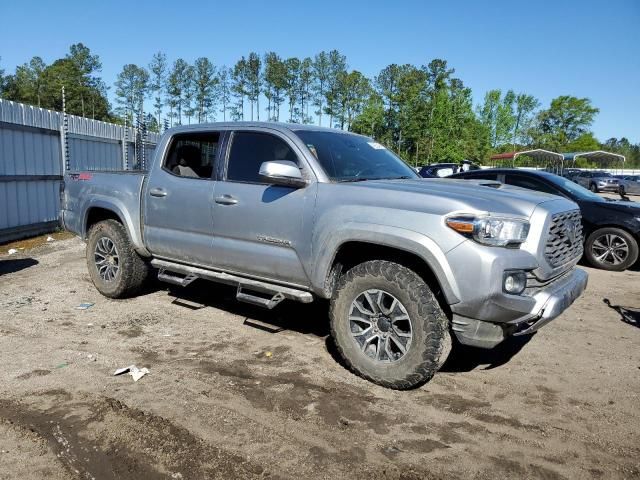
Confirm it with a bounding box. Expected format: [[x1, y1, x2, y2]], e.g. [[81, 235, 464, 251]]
[[446, 215, 530, 247]]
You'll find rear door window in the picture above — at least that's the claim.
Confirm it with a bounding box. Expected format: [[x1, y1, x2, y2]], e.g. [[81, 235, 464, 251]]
[[457, 171, 499, 181], [505, 174, 559, 195], [163, 132, 220, 179]]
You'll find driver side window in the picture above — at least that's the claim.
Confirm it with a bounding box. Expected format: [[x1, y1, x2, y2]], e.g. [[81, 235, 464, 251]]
[[226, 131, 299, 184]]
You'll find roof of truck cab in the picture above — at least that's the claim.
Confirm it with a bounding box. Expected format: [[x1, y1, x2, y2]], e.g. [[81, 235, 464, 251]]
[[164, 122, 367, 136]]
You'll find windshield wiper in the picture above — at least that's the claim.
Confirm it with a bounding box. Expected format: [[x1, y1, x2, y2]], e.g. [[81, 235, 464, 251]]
[[338, 175, 414, 183], [337, 177, 376, 183]]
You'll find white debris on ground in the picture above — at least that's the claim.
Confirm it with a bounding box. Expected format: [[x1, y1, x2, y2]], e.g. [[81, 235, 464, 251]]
[[114, 365, 150, 382]]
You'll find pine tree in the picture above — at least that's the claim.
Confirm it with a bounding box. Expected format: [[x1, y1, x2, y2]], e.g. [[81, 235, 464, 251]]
[[194, 57, 217, 122], [149, 52, 167, 128]]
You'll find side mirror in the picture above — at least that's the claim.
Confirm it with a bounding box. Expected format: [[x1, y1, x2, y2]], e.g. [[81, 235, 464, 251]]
[[259, 161, 307, 188]]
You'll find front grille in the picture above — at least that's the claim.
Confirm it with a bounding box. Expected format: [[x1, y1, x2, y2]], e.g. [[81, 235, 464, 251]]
[[544, 210, 583, 268]]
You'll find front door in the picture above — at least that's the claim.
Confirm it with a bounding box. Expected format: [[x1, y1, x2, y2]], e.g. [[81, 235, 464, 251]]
[[211, 129, 315, 287], [143, 131, 222, 266]]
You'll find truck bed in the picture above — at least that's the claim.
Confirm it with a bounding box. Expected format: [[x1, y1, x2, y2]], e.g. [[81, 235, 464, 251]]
[[61, 171, 147, 251]]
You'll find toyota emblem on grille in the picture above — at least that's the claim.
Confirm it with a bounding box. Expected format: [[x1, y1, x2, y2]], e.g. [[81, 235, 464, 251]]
[[562, 221, 577, 244]]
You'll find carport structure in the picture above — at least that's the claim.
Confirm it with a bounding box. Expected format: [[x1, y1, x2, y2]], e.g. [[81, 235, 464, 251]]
[[489, 149, 564, 173], [563, 151, 626, 174]]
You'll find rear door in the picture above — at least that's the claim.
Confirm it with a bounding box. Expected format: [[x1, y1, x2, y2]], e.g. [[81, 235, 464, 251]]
[[143, 130, 224, 266], [210, 129, 315, 286]]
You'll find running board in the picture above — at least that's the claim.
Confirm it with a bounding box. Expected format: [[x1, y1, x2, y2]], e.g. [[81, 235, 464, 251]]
[[157, 269, 198, 287], [151, 259, 313, 305], [236, 287, 285, 310]]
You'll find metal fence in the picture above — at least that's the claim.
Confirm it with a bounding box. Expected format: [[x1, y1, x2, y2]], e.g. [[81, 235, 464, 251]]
[[0, 99, 159, 243]]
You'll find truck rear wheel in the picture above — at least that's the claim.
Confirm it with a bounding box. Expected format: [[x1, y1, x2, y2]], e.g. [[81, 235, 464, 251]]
[[329, 260, 448, 389], [86, 219, 149, 298]]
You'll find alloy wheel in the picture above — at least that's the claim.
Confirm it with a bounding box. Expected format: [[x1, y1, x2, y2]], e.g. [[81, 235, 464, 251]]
[[591, 233, 629, 266], [94, 237, 120, 282], [349, 289, 413, 363]]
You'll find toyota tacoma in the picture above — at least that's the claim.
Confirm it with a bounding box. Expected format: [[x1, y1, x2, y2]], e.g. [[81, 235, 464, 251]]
[[61, 123, 588, 389]]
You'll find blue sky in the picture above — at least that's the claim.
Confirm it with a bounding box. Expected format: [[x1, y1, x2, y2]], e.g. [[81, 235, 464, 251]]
[[1, 0, 638, 141]]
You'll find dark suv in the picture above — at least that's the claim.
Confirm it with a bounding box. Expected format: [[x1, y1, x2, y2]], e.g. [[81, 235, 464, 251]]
[[450, 168, 640, 271]]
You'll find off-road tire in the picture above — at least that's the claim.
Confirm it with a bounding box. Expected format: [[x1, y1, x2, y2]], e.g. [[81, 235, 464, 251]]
[[584, 227, 639, 271], [86, 219, 149, 298], [329, 260, 448, 389]]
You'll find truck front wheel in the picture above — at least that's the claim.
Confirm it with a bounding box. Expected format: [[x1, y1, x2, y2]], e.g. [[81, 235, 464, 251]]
[[329, 260, 449, 389], [86, 219, 149, 298]]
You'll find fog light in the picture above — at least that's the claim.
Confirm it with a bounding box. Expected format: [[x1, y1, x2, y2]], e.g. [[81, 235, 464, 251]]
[[503, 271, 527, 294]]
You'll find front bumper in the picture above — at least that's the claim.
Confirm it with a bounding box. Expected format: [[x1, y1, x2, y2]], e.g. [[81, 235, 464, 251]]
[[598, 183, 620, 191], [452, 268, 588, 348]]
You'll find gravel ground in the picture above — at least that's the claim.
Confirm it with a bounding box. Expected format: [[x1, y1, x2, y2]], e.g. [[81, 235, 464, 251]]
[[0, 237, 638, 479]]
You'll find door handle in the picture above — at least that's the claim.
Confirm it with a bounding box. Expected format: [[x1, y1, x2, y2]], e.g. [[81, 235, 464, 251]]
[[215, 194, 238, 205], [149, 187, 167, 198]]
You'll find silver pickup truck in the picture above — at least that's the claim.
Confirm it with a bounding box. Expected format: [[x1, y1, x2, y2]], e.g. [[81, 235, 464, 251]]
[[62, 123, 588, 389]]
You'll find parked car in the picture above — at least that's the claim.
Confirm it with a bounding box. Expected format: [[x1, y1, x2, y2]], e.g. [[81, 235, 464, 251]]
[[418, 161, 480, 178], [450, 168, 640, 271], [574, 170, 620, 192], [561, 168, 582, 182], [62, 123, 587, 389], [615, 175, 640, 195]]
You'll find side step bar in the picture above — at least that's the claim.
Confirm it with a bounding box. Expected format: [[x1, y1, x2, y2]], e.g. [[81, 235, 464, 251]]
[[151, 259, 314, 307]]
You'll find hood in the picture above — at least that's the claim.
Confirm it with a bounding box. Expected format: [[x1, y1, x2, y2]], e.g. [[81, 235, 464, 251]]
[[346, 178, 573, 218], [582, 198, 640, 214]]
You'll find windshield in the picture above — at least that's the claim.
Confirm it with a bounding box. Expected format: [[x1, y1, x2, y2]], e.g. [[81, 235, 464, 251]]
[[594, 171, 613, 178], [548, 175, 605, 201], [294, 130, 419, 182]]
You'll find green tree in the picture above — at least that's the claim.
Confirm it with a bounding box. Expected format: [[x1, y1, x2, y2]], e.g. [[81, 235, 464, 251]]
[[324, 50, 347, 127], [246, 52, 261, 121], [65, 43, 107, 117], [114, 64, 149, 123], [3, 44, 111, 119], [182, 64, 196, 124], [284, 57, 301, 122], [4, 45, 112, 120], [167, 59, 188, 125], [495, 90, 516, 147], [194, 57, 216, 122], [350, 92, 385, 138], [148, 52, 167, 128], [334, 70, 370, 130], [4, 57, 47, 107], [478, 89, 501, 148], [217, 66, 232, 121], [298, 57, 314, 123], [0, 57, 5, 97], [512, 93, 539, 148], [263, 52, 286, 121], [532, 96, 599, 151], [231, 57, 248, 120], [312, 51, 331, 126]]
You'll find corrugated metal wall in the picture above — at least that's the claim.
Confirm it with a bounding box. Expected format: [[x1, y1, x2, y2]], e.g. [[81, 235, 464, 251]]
[[0, 99, 159, 243]]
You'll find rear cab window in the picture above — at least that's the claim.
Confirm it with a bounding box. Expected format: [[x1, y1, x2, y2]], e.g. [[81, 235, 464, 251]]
[[163, 132, 220, 179]]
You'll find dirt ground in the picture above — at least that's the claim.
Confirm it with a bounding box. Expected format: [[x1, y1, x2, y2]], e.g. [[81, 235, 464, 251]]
[[0, 237, 638, 480]]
